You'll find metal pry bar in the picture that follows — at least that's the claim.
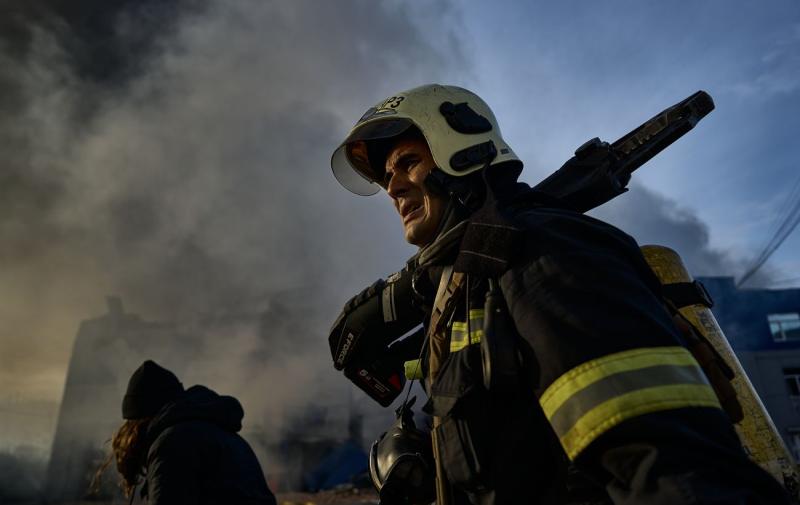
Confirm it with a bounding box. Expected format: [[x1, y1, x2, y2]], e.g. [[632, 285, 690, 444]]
[[612, 90, 715, 176], [531, 91, 715, 214]]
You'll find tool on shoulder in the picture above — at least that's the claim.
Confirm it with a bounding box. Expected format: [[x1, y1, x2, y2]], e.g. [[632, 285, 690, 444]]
[[532, 90, 714, 213]]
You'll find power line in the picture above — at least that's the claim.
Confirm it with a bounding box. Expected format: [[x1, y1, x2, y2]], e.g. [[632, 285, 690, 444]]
[[738, 207, 800, 286], [763, 174, 800, 256], [740, 172, 800, 281], [738, 170, 800, 287]]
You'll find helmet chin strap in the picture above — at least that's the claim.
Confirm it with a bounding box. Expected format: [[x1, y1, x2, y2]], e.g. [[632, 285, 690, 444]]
[[415, 147, 508, 262], [412, 165, 487, 268], [424, 166, 487, 213], [424, 166, 478, 238]]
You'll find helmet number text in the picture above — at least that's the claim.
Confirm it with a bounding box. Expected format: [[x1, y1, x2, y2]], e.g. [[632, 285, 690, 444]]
[[378, 96, 404, 111]]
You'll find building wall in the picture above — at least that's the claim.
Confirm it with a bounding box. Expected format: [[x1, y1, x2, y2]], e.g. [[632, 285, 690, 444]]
[[699, 277, 800, 459]]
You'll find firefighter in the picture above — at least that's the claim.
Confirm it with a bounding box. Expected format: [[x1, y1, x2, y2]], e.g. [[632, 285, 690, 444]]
[[101, 360, 277, 505], [329, 84, 791, 504]]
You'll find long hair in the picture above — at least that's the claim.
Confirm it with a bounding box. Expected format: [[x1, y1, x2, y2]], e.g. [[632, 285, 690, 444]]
[[92, 418, 152, 498]]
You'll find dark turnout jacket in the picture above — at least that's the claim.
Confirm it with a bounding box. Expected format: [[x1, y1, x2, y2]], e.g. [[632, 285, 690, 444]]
[[144, 385, 276, 505], [416, 178, 791, 505]]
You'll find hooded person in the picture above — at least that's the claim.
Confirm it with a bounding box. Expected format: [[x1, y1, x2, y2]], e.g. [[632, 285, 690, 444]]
[[106, 360, 277, 505]]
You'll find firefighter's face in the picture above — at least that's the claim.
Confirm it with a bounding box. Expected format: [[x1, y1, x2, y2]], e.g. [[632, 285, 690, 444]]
[[384, 137, 446, 247]]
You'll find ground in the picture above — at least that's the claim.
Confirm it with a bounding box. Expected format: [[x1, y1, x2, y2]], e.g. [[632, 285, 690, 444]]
[[276, 487, 379, 505]]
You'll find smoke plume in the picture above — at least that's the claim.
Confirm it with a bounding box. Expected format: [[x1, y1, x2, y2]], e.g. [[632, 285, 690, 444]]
[[0, 0, 464, 497]]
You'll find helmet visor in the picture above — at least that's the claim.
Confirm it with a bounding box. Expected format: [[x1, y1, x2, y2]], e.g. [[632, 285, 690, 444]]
[[331, 143, 380, 196], [331, 117, 413, 195]]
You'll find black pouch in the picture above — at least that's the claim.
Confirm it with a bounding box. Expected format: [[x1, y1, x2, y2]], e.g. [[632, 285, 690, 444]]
[[435, 415, 489, 493], [426, 350, 492, 493]]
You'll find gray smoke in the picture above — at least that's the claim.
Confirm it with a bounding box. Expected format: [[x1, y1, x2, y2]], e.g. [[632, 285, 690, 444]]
[[0, 0, 465, 498], [590, 181, 777, 286], [0, 0, 200, 404], [0, 447, 47, 502]]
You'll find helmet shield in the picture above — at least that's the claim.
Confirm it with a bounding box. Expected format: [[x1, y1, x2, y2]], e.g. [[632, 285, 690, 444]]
[[331, 118, 414, 195]]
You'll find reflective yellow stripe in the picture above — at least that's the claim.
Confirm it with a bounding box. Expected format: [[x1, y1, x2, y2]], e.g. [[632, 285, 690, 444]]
[[450, 309, 485, 352], [540, 346, 699, 416], [540, 346, 721, 460], [405, 310, 485, 378], [404, 359, 423, 380], [559, 383, 720, 460]]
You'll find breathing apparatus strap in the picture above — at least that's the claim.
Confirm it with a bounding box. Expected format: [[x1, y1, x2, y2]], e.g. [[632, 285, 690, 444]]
[[662, 297, 743, 422], [428, 266, 466, 383], [428, 265, 467, 505]]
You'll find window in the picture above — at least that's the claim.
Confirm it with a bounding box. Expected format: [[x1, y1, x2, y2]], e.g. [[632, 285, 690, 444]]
[[785, 368, 800, 397], [769, 313, 800, 342], [789, 428, 800, 462]]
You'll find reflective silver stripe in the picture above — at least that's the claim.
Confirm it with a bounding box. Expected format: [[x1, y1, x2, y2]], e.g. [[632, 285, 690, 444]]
[[382, 281, 396, 322]]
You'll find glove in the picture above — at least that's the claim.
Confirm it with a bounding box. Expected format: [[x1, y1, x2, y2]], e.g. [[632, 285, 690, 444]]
[[329, 278, 387, 370], [329, 263, 425, 371]]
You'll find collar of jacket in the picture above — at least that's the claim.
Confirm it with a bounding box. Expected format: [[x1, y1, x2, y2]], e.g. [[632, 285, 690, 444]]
[[417, 165, 573, 280], [417, 219, 468, 268], [412, 215, 468, 309], [453, 164, 576, 277], [450, 165, 529, 277]]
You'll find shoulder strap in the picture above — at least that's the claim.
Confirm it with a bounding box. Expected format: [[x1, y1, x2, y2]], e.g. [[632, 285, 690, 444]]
[[664, 298, 743, 422], [427, 265, 466, 505], [427, 266, 466, 383]]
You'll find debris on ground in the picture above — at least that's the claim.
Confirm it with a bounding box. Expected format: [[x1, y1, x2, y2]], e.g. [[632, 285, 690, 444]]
[[277, 484, 378, 505]]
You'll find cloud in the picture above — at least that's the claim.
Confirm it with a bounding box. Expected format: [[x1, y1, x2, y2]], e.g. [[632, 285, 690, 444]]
[[726, 23, 800, 99], [590, 182, 776, 287]]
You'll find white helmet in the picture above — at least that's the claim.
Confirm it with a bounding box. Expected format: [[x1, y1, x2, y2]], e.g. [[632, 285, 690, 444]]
[[331, 84, 521, 195]]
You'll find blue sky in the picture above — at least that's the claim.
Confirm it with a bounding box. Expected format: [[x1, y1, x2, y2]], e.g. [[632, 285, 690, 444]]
[[443, 1, 800, 286]]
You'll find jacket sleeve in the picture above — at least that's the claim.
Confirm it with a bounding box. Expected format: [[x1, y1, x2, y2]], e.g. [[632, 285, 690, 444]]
[[146, 425, 208, 505], [498, 208, 790, 505]]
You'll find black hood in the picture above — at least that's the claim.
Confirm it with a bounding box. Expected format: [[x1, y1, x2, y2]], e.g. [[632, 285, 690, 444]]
[[146, 385, 244, 442]]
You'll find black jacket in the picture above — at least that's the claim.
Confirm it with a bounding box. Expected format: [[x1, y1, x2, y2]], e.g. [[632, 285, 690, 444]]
[[417, 181, 791, 505], [144, 385, 276, 505]]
